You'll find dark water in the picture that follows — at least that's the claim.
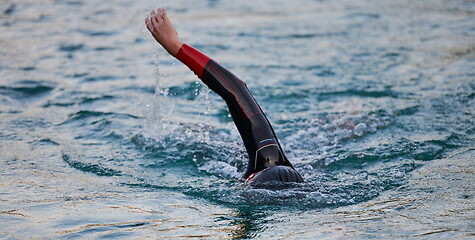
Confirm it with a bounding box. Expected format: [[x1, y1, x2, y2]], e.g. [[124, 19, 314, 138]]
[[1, 0, 474, 239]]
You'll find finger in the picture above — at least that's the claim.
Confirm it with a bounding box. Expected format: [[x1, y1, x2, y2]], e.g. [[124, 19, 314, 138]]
[[145, 18, 153, 32], [158, 7, 164, 18], [151, 12, 159, 28], [155, 8, 163, 24], [162, 8, 168, 21]]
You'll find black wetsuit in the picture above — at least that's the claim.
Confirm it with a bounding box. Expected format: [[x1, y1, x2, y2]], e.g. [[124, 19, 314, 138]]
[[176, 44, 303, 183]]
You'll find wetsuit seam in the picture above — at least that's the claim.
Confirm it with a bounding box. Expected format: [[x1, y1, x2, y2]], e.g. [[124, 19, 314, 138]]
[[247, 112, 262, 119], [202, 61, 220, 93], [238, 81, 261, 118], [209, 61, 251, 119], [254, 144, 284, 170]]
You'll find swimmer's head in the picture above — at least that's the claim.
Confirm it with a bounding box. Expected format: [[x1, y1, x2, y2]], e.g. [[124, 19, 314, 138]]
[[246, 165, 304, 184]]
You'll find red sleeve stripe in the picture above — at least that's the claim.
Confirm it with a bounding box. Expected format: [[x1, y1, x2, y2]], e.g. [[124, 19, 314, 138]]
[[175, 44, 211, 79]]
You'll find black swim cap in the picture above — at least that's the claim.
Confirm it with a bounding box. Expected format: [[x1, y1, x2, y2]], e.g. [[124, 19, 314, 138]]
[[246, 166, 304, 184]]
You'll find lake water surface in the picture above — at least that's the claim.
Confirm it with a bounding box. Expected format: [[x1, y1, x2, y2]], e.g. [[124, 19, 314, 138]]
[[1, 0, 474, 239]]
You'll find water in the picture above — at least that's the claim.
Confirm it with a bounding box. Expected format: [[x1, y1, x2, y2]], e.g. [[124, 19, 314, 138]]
[[1, 0, 474, 239]]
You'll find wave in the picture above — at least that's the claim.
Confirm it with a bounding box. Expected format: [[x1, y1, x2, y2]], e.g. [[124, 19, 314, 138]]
[[0, 80, 56, 100]]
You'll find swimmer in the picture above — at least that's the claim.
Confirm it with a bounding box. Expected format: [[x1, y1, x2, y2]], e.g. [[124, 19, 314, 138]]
[[145, 8, 303, 184]]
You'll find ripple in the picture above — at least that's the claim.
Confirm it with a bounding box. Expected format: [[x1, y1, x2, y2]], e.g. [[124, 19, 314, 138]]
[[20, 67, 35, 71], [77, 29, 117, 37], [255, 86, 401, 102], [65, 110, 139, 121], [58, 44, 84, 52], [82, 75, 119, 82], [3, 4, 15, 15], [325, 137, 444, 170], [0, 80, 56, 100], [94, 47, 117, 51], [62, 153, 123, 177], [320, 89, 400, 98], [43, 94, 115, 108], [345, 13, 381, 19], [30, 138, 60, 146]]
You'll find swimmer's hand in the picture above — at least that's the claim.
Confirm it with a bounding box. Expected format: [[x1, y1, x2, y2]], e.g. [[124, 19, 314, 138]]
[[145, 8, 183, 56]]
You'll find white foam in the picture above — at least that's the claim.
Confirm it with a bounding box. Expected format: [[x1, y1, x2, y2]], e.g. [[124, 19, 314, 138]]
[[284, 110, 393, 165]]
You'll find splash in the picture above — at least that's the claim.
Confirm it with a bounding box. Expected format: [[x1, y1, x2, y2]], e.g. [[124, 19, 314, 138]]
[[284, 108, 394, 166]]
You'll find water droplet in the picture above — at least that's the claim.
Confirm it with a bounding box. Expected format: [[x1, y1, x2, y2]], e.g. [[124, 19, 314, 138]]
[[354, 123, 367, 136]]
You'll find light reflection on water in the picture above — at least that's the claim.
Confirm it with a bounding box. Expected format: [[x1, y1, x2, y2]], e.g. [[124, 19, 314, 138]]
[[0, 0, 474, 239]]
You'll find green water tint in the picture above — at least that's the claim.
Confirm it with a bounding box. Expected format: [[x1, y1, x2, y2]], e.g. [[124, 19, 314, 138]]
[[1, 0, 474, 238]]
